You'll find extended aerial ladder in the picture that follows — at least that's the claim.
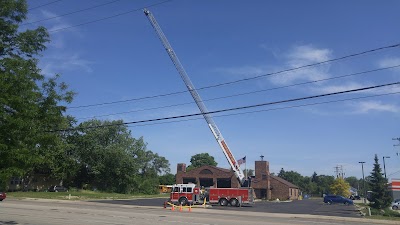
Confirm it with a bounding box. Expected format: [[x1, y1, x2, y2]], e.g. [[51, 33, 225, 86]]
[[144, 9, 246, 185]]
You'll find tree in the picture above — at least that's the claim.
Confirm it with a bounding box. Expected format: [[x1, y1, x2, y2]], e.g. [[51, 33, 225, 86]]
[[330, 178, 351, 197], [159, 173, 175, 185], [186, 153, 217, 171], [278, 169, 303, 187], [0, 0, 74, 190], [69, 119, 171, 194], [369, 154, 392, 209], [344, 176, 359, 189], [315, 175, 335, 196]]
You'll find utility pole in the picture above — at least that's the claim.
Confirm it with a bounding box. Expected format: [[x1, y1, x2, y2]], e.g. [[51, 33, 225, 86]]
[[383, 156, 390, 179], [359, 161, 367, 204], [393, 138, 400, 156], [334, 165, 345, 179]]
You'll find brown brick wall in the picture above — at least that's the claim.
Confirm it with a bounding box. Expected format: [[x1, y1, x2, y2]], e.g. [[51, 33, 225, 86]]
[[270, 177, 299, 200], [176, 165, 240, 188], [252, 161, 271, 199]]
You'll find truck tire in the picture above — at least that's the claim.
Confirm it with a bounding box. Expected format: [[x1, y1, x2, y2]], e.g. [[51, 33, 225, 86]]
[[219, 198, 228, 206], [229, 198, 239, 207], [179, 197, 188, 206], [327, 200, 332, 205]]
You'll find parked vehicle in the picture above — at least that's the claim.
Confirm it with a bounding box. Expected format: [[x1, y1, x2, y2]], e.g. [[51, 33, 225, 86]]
[[0, 192, 6, 201], [392, 199, 400, 210], [323, 195, 353, 205], [349, 195, 361, 200], [48, 186, 68, 192], [169, 183, 254, 207]]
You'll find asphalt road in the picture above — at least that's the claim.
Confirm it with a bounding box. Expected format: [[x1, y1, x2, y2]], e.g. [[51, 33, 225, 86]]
[[93, 197, 361, 218], [0, 199, 394, 225]]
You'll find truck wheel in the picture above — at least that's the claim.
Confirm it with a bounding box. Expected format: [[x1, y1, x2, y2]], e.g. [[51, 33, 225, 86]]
[[327, 200, 332, 205], [219, 198, 228, 206], [230, 198, 239, 207], [179, 197, 188, 206]]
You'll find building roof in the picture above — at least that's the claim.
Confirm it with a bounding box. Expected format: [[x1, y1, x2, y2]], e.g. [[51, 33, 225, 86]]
[[181, 165, 233, 175], [271, 176, 299, 188]]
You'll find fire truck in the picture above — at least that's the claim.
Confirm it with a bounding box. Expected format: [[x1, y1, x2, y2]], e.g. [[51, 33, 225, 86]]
[[170, 183, 254, 207], [144, 9, 255, 206]]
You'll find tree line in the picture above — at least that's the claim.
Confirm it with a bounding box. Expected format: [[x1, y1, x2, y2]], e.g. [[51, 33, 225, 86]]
[[278, 154, 392, 209], [0, 0, 174, 194]]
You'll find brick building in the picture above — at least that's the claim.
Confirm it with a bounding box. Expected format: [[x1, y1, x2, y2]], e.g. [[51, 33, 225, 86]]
[[175, 160, 299, 200]]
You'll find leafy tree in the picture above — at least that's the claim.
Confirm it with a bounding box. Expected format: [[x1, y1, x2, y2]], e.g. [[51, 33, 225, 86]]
[[278, 169, 335, 196], [70, 119, 170, 194], [311, 172, 318, 183], [278, 169, 303, 187], [0, 0, 74, 190], [159, 173, 175, 185], [369, 154, 392, 209], [186, 153, 217, 171], [345, 176, 359, 190], [330, 178, 351, 197], [315, 175, 335, 196]]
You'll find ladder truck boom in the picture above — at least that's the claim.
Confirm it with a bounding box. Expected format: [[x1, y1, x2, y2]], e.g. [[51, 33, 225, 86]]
[[144, 9, 245, 184]]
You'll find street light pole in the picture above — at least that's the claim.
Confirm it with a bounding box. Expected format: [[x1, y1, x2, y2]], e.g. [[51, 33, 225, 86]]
[[359, 161, 366, 204], [383, 156, 390, 179]]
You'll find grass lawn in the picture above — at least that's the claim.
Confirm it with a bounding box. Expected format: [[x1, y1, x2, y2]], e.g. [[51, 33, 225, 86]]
[[7, 190, 168, 200], [355, 203, 400, 221]]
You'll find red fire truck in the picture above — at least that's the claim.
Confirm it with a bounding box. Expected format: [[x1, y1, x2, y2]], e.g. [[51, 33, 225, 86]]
[[170, 184, 254, 207]]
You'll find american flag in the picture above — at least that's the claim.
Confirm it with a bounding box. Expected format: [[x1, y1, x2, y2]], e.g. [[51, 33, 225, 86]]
[[237, 156, 246, 166]]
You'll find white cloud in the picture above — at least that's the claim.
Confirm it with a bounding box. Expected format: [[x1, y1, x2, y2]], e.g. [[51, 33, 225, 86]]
[[215, 44, 333, 86], [40, 53, 94, 77], [378, 57, 400, 69], [312, 82, 367, 94], [269, 45, 332, 85], [351, 101, 399, 114], [287, 45, 332, 65], [29, 10, 91, 77]]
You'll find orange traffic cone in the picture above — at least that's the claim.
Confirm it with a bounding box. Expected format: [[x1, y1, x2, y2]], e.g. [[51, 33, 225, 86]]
[[179, 204, 183, 212], [171, 204, 175, 211], [188, 204, 192, 212]]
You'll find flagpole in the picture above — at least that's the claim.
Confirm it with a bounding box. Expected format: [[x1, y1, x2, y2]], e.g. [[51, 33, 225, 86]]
[[245, 156, 247, 187]]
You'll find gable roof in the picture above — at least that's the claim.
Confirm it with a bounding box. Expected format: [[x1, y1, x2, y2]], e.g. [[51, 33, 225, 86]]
[[271, 176, 299, 188], [182, 165, 233, 175]]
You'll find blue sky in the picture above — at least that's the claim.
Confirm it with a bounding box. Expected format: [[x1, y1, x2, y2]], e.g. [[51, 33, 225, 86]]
[[25, 0, 400, 180]]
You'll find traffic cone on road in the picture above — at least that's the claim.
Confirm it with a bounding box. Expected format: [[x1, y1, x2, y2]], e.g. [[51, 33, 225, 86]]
[[171, 204, 175, 211], [179, 204, 183, 212], [188, 204, 192, 212]]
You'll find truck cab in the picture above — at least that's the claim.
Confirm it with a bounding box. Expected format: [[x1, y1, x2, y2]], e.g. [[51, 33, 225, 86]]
[[170, 184, 201, 205]]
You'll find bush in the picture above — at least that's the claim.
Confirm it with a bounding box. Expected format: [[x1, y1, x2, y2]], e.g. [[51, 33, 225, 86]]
[[370, 207, 400, 217]]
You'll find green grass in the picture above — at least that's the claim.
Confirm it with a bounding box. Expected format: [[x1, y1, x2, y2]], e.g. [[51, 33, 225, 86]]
[[7, 190, 169, 200], [356, 203, 400, 221]]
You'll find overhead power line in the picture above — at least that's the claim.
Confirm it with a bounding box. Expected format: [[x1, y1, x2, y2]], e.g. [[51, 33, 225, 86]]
[[48, 0, 173, 33], [53, 81, 400, 132], [125, 91, 400, 128], [76, 64, 400, 120], [28, 0, 63, 10], [23, 0, 122, 26], [67, 43, 400, 109]]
